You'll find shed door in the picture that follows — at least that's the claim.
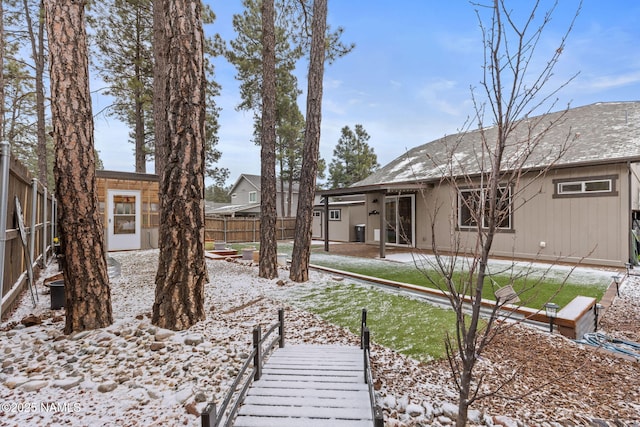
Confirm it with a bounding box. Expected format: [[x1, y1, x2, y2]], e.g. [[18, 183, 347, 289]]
[[107, 190, 141, 251]]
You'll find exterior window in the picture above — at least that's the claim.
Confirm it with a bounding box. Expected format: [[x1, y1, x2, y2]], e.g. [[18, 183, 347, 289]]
[[553, 175, 617, 198], [458, 186, 512, 230], [231, 193, 237, 199], [329, 209, 341, 221], [313, 211, 321, 217], [558, 179, 611, 194], [249, 191, 257, 202]]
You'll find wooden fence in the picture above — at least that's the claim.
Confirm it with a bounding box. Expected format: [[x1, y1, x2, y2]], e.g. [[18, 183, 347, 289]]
[[205, 217, 296, 243], [1, 144, 55, 320]]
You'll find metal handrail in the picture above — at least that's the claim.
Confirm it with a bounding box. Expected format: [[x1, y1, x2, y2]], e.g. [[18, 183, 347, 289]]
[[362, 309, 385, 427], [201, 308, 285, 427]]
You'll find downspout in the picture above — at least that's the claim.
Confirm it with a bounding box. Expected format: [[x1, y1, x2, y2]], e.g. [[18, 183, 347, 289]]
[[0, 141, 10, 320], [323, 196, 329, 252]]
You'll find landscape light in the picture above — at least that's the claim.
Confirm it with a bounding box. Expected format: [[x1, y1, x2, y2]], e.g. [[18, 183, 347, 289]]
[[612, 275, 622, 297], [594, 303, 604, 332], [543, 302, 560, 334]]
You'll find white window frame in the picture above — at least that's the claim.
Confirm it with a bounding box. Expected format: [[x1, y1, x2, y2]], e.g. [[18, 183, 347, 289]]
[[329, 209, 341, 221], [557, 179, 612, 195], [249, 191, 257, 203]]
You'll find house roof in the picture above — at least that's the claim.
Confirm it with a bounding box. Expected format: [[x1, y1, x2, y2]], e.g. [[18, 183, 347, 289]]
[[229, 173, 300, 194], [342, 101, 640, 192], [207, 203, 261, 216]]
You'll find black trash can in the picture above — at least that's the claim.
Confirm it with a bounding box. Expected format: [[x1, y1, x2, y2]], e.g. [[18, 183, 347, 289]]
[[355, 224, 366, 242], [50, 280, 65, 310]]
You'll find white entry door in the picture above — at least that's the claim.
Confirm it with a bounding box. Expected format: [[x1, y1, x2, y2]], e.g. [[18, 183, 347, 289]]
[[107, 190, 141, 251]]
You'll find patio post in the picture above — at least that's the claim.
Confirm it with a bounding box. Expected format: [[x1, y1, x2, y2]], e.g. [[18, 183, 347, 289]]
[[323, 196, 329, 252], [379, 191, 386, 258]]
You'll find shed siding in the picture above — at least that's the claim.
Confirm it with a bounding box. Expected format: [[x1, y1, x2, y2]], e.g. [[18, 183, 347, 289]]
[[96, 172, 160, 250]]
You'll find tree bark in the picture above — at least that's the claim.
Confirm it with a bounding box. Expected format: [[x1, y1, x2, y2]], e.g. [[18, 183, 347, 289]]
[[45, 0, 113, 334], [290, 0, 327, 282], [259, 0, 278, 279], [151, 0, 208, 331], [152, 0, 166, 179]]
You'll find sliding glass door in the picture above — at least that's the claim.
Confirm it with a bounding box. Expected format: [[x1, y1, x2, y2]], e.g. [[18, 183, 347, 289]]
[[385, 194, 414, 246]]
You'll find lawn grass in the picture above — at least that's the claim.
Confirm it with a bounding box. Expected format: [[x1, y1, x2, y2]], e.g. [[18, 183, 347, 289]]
[[281, 281, 458, 362], [307, 252, 608, 309], [238, 242, 610, 362]]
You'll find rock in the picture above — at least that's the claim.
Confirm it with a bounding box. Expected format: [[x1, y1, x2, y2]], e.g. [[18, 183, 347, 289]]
[[53, 377, 82, 390], [468, 409, 482, 424], [154, 329, 175, 341], [382, 394, 397, 409], [493, 415, 519, 427], [97, 381, 118, 393], [5, 376, 30, 389], [194, 391, 207, 403], [21, 314, 42, 327], [2, 359, 12, 368], [437, 415, 454, 425], [184, 335, 204, 346], [70, 331, 91, 340], [406, 403, 424, 417], [441, 401, 459, 419], [21, 380, 48, 391], [276, 279, 286, 286], [185, 402, 199, 416], [150, 342, 165, 351]]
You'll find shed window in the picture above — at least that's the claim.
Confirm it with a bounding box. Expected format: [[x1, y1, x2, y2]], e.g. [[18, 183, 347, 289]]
[[329, 209, 341, 221]]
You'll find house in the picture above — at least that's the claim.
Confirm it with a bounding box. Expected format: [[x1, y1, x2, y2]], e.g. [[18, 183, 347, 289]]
[[319, 102, 640, 267], [312, 194, 366, 242], [207, 174, 300, 217], [95, 170, 160, 251]]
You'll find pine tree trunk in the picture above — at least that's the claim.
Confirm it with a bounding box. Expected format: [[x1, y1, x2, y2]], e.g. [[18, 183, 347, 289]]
[[152, 0, 166, 179], [45, 0, 113, 334], [258, 0, 278, 279], [151, 0, 208, 330], [290, 0, 327, 282]]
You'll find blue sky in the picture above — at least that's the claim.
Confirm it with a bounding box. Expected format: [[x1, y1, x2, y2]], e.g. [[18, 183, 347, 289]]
[[93, 1, 640, 187]]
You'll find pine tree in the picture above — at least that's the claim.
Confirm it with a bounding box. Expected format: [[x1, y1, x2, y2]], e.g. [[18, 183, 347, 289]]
[[328, 124, 379, 188], [151, 0, 208, 330], [45, 0, 113, 333]]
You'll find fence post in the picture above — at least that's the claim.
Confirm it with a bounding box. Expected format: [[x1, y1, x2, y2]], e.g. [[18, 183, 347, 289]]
[[253, 325, 262, 381], [361, 308, 367, 349], [363, 327, 370, 384], [200, 401, 216, 427], [41, 186, 47, 266], [0, 141, 11, 320], [278, 308, 285, 348], [30, 178, 38, 269]]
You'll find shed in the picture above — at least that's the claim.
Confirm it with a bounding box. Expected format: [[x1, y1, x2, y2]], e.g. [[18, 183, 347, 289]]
[[96, 170, 159, 251]]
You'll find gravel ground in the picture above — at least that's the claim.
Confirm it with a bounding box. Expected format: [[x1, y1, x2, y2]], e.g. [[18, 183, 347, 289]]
[[0, 249, 638, 426]]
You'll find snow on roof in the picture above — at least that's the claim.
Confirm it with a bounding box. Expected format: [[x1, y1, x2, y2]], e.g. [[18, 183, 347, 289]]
[[353, 101, 640, 188]]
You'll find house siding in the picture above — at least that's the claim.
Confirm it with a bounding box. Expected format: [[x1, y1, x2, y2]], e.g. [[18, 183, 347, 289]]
[[409, 164, 629, 267]]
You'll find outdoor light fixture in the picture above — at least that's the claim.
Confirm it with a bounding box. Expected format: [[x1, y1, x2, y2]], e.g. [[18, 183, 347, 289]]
[[612, 275, 622, 297], [544, 302, 560, 334], [594, 303, 604, 332]]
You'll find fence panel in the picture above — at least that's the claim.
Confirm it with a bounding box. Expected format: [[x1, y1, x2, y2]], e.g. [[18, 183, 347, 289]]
[[1, 150, 55, 320], [205, 217, 296, 243]]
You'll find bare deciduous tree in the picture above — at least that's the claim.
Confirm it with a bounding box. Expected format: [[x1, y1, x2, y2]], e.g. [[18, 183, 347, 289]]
[[419, 1, 581, 425]]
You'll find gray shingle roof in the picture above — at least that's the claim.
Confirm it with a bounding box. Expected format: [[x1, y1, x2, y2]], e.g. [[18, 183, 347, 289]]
[[353, 101, 640, 188]]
